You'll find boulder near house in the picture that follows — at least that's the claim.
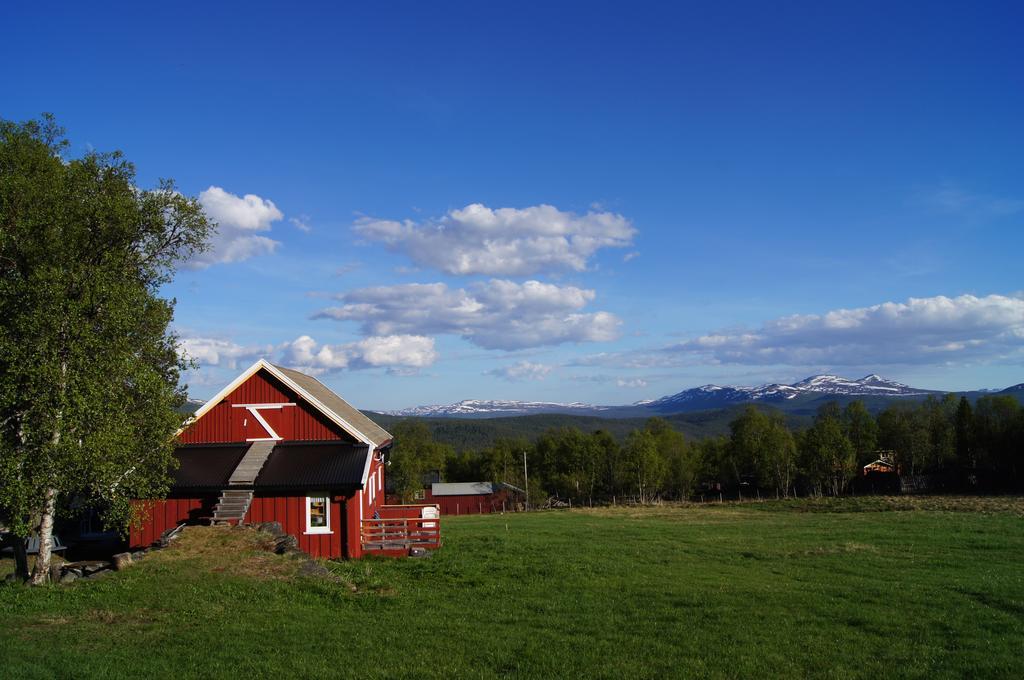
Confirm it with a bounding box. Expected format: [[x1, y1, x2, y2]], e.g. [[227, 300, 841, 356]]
[[130, 360, 440, 558]]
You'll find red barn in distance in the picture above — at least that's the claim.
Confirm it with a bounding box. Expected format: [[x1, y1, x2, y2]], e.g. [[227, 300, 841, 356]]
[[130, 359, 440, 559], [388, 481, 526, 515]]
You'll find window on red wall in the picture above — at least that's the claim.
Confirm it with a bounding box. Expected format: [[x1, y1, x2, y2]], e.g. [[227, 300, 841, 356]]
[[305, 495, 331, 534]]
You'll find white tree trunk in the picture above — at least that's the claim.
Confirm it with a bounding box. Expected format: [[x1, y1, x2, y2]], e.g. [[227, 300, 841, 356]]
[[30, 358, 66, 585], [30, 488, 58, 585]]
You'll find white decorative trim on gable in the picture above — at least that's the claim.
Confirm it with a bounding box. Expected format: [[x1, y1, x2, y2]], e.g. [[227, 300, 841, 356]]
[[180, 359, 378, 449], [232, 403, 296, 441]]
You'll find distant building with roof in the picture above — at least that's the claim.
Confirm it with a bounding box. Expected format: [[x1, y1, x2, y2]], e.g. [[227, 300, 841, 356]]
[[389, 481, 525, 515]]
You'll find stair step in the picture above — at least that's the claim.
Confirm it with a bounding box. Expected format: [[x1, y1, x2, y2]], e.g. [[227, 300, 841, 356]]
[[213, 486, 254, 523]]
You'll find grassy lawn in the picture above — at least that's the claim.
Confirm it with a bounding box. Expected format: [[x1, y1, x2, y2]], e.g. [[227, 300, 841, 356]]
[[1, 497, 1022, 678]]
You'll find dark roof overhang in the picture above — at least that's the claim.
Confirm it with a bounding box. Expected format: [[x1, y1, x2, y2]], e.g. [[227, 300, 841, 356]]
[[170, 443, 249, 491], [254, 441, 370, 490]]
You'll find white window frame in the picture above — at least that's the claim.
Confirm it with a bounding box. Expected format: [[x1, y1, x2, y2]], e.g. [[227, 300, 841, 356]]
[[305, 494, 332, 535]]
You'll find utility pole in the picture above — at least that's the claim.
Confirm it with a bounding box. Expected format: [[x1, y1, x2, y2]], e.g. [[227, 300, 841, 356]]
[[523, 450, 530, 511]]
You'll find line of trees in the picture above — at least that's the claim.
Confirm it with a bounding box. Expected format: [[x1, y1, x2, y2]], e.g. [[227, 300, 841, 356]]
[[388, 395, 1024, 506]]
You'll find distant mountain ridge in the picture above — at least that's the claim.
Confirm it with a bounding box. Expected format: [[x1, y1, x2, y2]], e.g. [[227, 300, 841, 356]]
[[388, 399, 610, 418], [643, 374, 933, 412], [180, 375, 1022, 421], [383, 374, 996, 419]]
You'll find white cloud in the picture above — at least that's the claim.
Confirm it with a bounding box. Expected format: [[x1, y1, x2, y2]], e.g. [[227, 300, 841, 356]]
[[179, 337, 271, 369], [623, 251, 640, 262], [190, 186, 284, 268], [312, 279, 621, 350], [347, 335, 437, 369], [279, 334, 437, 373], [182, 333, 437, 375], [617, 378, 648, 388], [290, 215, 312, 233], [671, 293, 1024, 366], [200, 186, 283, 230], [279, 335, 352, 372], [487, 361, 553, 382], [354, 203, 636, 276]]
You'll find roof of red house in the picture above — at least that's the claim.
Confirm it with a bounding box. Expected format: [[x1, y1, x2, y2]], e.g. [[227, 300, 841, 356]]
[[431, 482, 496, 496], [269, 363, 392, 448], [185, 359, 392, 448]]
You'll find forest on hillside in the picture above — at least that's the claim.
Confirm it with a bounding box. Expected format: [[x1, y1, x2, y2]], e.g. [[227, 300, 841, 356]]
[[387, 394, 1024, 505]]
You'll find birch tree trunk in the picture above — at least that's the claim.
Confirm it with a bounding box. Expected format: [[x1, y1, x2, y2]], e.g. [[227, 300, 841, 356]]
[[30, 358, 65, 585], [29, 488, 57, 585]]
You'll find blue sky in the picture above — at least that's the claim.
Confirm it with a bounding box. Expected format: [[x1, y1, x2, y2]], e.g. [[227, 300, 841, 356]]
[[4, 2, 1023, 409]]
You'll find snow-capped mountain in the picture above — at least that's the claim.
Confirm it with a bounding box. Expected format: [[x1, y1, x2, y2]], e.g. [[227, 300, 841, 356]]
[[385, 399, 608, 418], [383, 375, 945, 419], [790, 374, 927, 395], [641, 384, 798, 411], [643, 374, 935, 413]]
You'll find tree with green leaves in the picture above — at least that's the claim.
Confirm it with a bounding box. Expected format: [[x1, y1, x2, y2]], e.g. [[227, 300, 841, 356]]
[[724, 406, 763, 487], [877, 405, 931, 476], [842, 400, 878, 467], [0, 115, 211, 584], [759, 415, 797, 498], [623, 428, 665, 503], [389, 420, 453, 501], [800, 403, 856, 496], [534, 427, 591, 502], [696, 435, 729, 493], [727, 406, 795, 497], [480, 437, 531, 488], [591, 429, 627, 502], [645, 418, 697, 500], [955, 396, 974, 473], [973, 395, 1023, 487]]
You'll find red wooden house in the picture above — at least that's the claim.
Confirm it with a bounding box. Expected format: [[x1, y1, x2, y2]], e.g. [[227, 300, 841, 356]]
[[388, 482, 525, 515], [130, 359, 439, 559]]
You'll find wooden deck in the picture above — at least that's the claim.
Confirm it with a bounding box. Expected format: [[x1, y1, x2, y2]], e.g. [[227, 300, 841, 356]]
[[361, 516, 441, 555]]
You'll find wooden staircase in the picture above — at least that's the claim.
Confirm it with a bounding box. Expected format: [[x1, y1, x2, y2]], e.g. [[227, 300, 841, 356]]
[[210, 441, 276, 525], [211, 489, 254, 524]]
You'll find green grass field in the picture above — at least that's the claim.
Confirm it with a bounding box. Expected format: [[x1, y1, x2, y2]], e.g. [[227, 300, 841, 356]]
[[2, 497, 1023, 678]]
